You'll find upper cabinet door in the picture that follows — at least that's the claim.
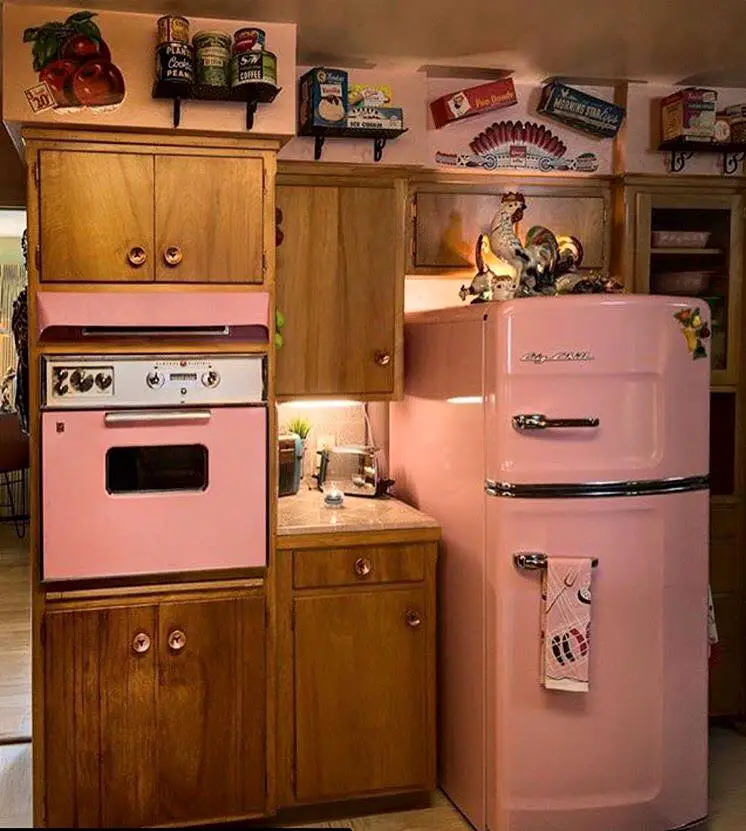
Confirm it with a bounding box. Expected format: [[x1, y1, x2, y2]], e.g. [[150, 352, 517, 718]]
[[276, 183, 400, 397], [413, 189, 609, 272], [154, 155, 265, 283], [39, 149, 155, 282]]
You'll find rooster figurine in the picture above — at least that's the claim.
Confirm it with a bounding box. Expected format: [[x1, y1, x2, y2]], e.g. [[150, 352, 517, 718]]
[[488, 192, 584, 296], [459, 234, 518, 303]]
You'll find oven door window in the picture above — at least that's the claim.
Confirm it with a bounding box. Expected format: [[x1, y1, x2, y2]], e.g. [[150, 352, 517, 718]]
[[106, 444, 208, 494]]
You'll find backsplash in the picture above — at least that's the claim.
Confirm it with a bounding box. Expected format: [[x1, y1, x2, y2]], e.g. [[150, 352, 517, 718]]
[[277, 402, 367, 484]]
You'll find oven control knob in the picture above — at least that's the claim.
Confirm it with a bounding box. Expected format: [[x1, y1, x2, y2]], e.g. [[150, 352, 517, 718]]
[[201, 370, 220, 388], [53, 382, 69, 397], [95, 372, 112, 391], [146, 370, 164, 389]]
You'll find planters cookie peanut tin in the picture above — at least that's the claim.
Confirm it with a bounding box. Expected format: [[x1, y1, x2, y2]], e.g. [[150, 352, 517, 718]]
[[157, 15, 190, 45], [155, 41, 194, 85], [193, 30, 232, 91], [231, 50, 277, 89]]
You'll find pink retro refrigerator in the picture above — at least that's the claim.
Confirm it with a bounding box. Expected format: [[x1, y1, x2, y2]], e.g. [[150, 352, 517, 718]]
[[390, 295, 710, 831]]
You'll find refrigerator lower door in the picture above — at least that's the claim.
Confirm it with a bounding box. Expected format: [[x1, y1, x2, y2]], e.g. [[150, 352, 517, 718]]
[[485, 490, 708, 831]]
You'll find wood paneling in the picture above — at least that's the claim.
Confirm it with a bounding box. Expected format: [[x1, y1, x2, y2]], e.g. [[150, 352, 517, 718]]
[[275, 182, 399, 397], [294, 587, 431, 801], [294, 544, 426, 589], [157, 595, 266, 823], [414, 191, 608, 271], [155, 155, 265, 284], [39, 150, 155, 282]]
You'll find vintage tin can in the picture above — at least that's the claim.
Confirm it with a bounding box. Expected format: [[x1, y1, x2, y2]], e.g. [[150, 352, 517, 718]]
[[193, 31, 232, 89], [157, 15, 190, 45], [155, 41, 194, 85], [231, 50, 277, 89], [233, 27, 266, 53]]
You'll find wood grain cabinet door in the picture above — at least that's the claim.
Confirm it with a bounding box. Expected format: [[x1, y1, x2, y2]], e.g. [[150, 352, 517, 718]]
[[38, 149, 155, 282], [276, 183, 399, 397], [156, 595, 266, 823], [44, 604, 159, 828], [154, 155, 265, 283], [293, 587, 432, 801]]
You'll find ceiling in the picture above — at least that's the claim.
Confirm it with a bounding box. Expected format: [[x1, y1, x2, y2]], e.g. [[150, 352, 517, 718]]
[[8, 0, 746, 86]]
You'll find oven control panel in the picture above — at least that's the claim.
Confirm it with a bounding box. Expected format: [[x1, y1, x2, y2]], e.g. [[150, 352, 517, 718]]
[[42, 355, 265, 409]]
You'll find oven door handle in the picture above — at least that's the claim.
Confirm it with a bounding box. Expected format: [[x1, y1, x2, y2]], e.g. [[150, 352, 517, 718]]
[[104, 409, 212, 426]]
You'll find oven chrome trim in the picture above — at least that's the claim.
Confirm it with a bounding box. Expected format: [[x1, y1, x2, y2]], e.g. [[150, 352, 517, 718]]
[[103, 409, 212, 426]]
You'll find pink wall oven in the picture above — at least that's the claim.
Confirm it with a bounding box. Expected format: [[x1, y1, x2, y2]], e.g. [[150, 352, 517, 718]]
[[41, 353, 267, 581]]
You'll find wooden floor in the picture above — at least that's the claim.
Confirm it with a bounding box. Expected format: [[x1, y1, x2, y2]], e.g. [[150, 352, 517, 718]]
[[2, 528, 746, 829]]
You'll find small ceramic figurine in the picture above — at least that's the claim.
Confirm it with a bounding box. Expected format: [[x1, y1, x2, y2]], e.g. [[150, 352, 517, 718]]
[[459, 234, 517, 303]]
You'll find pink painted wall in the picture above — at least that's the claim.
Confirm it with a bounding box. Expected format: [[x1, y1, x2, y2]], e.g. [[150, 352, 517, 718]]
[[3, 3, 296, 138], [626, 83, 746, 175]]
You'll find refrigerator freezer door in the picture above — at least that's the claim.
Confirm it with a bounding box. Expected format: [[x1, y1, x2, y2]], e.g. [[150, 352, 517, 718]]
[[485, 490, 708, 831], [485, 295, 710, 485]]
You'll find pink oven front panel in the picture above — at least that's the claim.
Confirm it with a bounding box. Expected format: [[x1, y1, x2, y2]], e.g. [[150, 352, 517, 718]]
[[41, 407, 266, 580]]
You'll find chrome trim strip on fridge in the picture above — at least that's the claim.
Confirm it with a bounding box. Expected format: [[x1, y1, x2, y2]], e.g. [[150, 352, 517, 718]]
[[485, 475, 710, 499]]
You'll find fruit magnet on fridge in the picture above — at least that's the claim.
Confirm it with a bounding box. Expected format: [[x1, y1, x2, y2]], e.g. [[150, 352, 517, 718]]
[[22, 11, 125, 114]]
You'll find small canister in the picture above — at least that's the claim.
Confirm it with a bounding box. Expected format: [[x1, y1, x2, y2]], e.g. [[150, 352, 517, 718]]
[[155, 41, 194, 85], [193, 30, 232, 91], [157, 15, 190, 45], [231, 50, 277, 89], [233, 27, 266, 54]]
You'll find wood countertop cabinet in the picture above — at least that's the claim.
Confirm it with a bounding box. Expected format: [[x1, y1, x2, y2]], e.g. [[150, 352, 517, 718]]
[[27, 131, 275, 285], [42, 584, 267, 828], [276, 527, 439, 808]]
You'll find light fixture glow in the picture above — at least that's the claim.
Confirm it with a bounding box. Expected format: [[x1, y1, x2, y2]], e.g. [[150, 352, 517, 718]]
[[446, 396, 483, 404], [282, 400, 361, 409]]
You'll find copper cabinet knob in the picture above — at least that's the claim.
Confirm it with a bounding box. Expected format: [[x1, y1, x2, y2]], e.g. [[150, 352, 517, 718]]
[[354, 557, 372, 577], [168, 629, 186, 651], [127, 246, 147, 267], [132, 632, 151, 654], [374, 351, 391, 367], [405, 609, 422, 629], [163, 246, 183, 266]]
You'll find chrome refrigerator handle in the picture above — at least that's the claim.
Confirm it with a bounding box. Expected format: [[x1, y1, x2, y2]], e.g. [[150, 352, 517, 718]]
[[104, 409, 212, 426], [514, 552, 599, 569], [512, 413, 600, 431]]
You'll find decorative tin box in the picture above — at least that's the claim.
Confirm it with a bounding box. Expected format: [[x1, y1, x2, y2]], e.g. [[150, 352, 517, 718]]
[[430, 78, 517, 129], [661, 87, 717, 143], [299, 66, 348, 131], [537, 81, 625, 139]]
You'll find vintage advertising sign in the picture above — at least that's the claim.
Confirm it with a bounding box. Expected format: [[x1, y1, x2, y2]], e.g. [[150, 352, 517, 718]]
[[435, 119, 599, 172], [537, 81, 625, 139], [430, 78, 517, 129]]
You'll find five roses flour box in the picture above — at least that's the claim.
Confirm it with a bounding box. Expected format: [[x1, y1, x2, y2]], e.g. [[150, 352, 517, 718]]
[[299, 67, 348, 131]]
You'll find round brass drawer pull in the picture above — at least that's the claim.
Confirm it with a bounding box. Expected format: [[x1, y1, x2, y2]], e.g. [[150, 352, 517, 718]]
[[164, 246, 183, 266], [127, 246, 147, 267], [405, 609, 422, 629], [374, 351, 391, 367], [354, 557, 372, 577], [132, 632, 151, 654], [168, 629, 187, 651]]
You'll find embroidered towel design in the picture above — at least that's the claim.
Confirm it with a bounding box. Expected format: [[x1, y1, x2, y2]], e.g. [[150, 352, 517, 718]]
[[541, 557, 593, 693]]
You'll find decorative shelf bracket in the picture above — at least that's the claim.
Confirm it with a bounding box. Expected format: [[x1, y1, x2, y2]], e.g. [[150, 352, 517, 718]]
[[172, 97, 182, 129], [314, 135, 325, 161], [722, 151, 746, 175], [307, 127, 406, 162], [669, 150, 694, 173], [373, 137, 387, 163]]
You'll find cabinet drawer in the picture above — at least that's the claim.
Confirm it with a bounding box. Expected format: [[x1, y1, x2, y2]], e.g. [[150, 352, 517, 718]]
[[710, 504, 739, 541], [293, 544, 426, 589]]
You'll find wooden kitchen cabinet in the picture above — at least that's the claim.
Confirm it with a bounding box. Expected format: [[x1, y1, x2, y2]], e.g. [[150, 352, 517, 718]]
[[33, 133, 273, 284], [275, 166, 407, 398], [276, 533, 437, 807], [409, 176, 611, 274], [43, 586, 267, 828]]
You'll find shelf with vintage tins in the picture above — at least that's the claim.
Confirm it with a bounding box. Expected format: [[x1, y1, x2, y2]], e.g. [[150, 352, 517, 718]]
[[299, 123, 408, 162], [658, 139, 746, 175]]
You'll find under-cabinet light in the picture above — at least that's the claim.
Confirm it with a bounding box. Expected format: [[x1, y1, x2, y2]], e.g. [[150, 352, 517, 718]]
[[446, 396, 483, 404], [282, 400, 362, 409]]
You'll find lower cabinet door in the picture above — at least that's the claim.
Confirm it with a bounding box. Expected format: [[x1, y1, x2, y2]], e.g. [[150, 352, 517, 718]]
[[157, 595, 266, 823], [45, 604, 159, 829], [293, 587, 431, 801], [44, 594, 266, 828]]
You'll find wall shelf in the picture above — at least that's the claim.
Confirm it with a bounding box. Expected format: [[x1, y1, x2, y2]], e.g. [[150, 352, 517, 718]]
[[152, 82, 281, 130], [299, 126, 408, 162], [658, 140, 746, 175]]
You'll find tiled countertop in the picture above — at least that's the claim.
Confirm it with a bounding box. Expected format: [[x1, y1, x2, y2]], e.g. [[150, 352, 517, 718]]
[[277, 487, 440, 536]]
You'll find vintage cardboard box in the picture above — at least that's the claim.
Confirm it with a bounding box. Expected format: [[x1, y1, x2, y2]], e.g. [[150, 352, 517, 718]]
[[429, 78, 517, 129], [660, 87, 717, 143], [298, 66, 348, 132], [537, 81, 624, 138]]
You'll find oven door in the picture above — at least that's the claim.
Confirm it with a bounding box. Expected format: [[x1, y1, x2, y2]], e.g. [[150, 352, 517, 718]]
[[41, 406, 266, 580]]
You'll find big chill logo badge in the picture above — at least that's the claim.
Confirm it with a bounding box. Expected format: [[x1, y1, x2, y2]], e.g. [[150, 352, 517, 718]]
[[520, 350, 595, 365]]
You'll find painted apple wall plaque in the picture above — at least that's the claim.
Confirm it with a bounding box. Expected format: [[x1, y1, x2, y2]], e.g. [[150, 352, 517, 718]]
[[435, 119, 598, 173], [22, 10, 125, 114]]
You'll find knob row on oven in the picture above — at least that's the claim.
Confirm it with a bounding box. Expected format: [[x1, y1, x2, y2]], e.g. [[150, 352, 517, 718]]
[[53, 369, 112, 397], [145, 370, 221, 389]]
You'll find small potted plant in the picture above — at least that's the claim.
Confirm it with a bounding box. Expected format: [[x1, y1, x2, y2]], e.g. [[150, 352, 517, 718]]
[[286, 415, 312, 465]]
